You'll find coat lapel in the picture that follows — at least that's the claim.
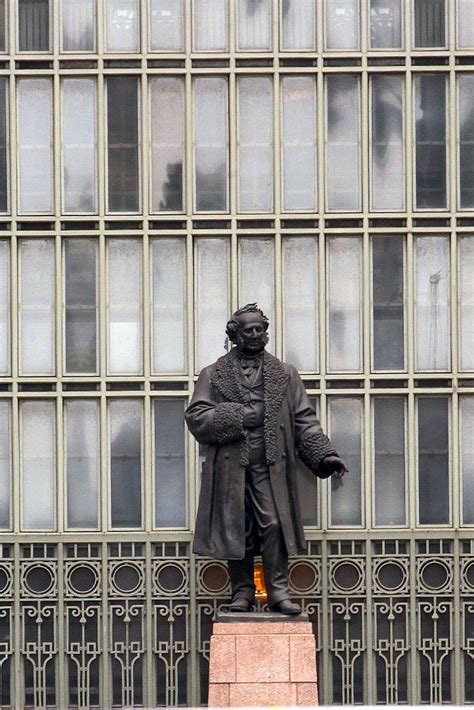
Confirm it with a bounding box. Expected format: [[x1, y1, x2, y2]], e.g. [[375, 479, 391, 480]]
[[263, 352, 290, 464], [211, 350, 243, 403]]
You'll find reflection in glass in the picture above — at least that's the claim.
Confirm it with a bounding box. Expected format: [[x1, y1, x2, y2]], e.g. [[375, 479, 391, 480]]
[[155, 400, 186, 527], [414, 0, 445, 47], [0, 401, 10, 528], [326, 0, 359, 49], [150, 0, 184, 50], [329, 398, 362, 526], [458, 0, 474, 47], [65, 400, 99, 528], [0, 78, 7, 212], [328, 237, 362, 372], [107, 77, 139, 212], [19, 239, 55, 375], [237, 0, 272, 50], [283, 237, 318, 371], [194, 0, 227, 50], [282, 76, 316, 211], [18, 0, 50, 51], [238, 77, 273, 212], [281, 0, 316, 50], [370, 0, 401, 48], [63, 78, 97, 213], [150, 77, 184, 212], [372, 237, 404, 371], [371, 74, 404, 210], [62, 0, 96, 50], [461, 397, 474, 524], [105, 0, 139, 51], [21, 401, 55, 530], [326, 76, 360, 211], [459, 74, 474, 209], [415, 237, 449, 371], [239, 238, 275, 352], [110, 400, 142, 528], [65, 239, 97, 373], [460, 237, 474, 370], [194, 78, 228, 211], [414, 74, 447, 209], [374, 397, 406, 525], [152, 239, 186, 372], [0, 241, 8, 374], [418, 397, 449, 525]]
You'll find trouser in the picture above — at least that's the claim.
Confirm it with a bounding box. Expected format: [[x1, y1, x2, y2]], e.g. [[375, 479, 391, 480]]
[[227, 463, 290, 607]]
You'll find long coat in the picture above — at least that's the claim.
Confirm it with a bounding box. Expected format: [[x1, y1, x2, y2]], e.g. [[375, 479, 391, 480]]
[[185, 349, 337, 560]]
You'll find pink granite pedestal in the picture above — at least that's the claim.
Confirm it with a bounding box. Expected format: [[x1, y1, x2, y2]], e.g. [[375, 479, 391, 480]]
[[208, 612, 318, 707]]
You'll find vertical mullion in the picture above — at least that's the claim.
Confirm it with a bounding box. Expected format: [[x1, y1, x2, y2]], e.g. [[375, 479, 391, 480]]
[[452, 392, 461, 704]]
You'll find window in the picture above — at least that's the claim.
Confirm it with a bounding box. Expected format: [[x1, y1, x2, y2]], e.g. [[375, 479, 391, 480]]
[[458, 0, 474, 48], [0, 1, 5, 51], [414, 0, 445, 48], [414, 74, 447, 209], [109, 399, 142, 528], [417, 397, 449, 525], [326, 0, 359, 50], [459, 236, 474, 371], [459, 74, 474, 209], [373, 397, 406, 525], [0, 241, 8, 375], [64, 239, 98, 374], [21, 400, 56, 530], [0, 401, 10, 529], [149, 0, 184, 51], [105, 0, 139, 51], [0, 77, 7, 212], [154, 399, 186, 527], [237, 0, 272, 50], [329, 397, 363, 526], [326, 75, 360, 211], [281, 0, 316, 50], [461, 396, 474, 524], [18, 0, 50, 51], [370, 0, 402, 49], [107, 77, 139, 212], [65, 399, 100, 529], [238, 238, 275, 351], [193, 0, 228, 51], [61, 0, 96, 51], [372, 236, 405, 371]]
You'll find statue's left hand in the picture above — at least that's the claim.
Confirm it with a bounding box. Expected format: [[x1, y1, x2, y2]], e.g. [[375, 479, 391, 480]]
[[319, 455, 348, 480]]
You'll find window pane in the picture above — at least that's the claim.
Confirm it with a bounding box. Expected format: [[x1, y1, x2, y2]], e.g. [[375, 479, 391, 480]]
[[18, 0, 50, 51], [154, 399, 186, 527], [415, 74, 447, 209], [0, 241, 8, 374], [297, 398, 319, 526], [64, 239, 97, 374], [415, 236, 450, 371], [19, 239, 55, 375], [370, 0, 402, 48], [461, 397, 474, 524], [152, 239, 186, 373], [326, 0, 359, 49], [374, 397, 406, 525], [282, 76, 316, 211], [0, 401, 10, 528], [195, 237, 230, 371], [458, 0, 474, 47], [329, 397, 362, 526], [281, 0, 316, 50], [150, 77, 184, 212], [238, 77, 273, 212], [237, 0, 272, 50], [418, 397, 449, 525], [372, 236, 404, 371], [62, 0, 96, 50], [283, 236, 318, 371], [0, 1, 5, 51], [194, 77, 228, 212], [62, 78, 97, 213], [0, 78, 7, 212], [107, 77, 139, 212], [105, 0, 139, 51], [18, 79, 53, 213], [65, 400, 99, 528], [150, 0, 184, 50], [21, 401, 55, 530], [328, 237, 362, 372], [239, 238, 275, 352], [459, 74, 474, 209], [371, 74, 404, 211], [108, 240, 142, 374], [460, 237, 474, 371], [326, 76, 360, 211], [194, 0, 227, 50], [110, 399, 142, 528], [414, 0, 445, 47]]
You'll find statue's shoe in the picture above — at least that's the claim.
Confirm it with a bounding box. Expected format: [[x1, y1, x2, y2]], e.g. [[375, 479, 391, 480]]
[[228, 598, 253, 612], [270, 599, 301, 615]]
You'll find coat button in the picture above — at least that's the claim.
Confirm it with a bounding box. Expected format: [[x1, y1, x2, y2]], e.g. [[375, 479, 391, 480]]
[[224, 453, 230, 459]]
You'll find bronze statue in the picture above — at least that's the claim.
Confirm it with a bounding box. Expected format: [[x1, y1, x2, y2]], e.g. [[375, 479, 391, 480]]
[[185, 304, 347, 615]]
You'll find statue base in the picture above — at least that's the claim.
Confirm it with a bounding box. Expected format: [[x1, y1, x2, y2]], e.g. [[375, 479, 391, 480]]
[[208, 612, 318, 707]]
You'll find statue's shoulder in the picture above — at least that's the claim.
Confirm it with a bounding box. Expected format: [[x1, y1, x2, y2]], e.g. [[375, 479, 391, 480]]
[[264, 351, 297, 377]]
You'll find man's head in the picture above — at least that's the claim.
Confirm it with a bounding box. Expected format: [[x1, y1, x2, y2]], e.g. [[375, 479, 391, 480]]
[[226, 303, 269, 356]]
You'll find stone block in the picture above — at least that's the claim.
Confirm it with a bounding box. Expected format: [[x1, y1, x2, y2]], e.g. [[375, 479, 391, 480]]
[[235, 634, 289, 682], [229, 682, 296, 707], [214, 620, 312, 635], [297, 682, 319, 706], [208, 682, 230, 707], [209, 635, 236, 683], [290, 633, 317, 681]]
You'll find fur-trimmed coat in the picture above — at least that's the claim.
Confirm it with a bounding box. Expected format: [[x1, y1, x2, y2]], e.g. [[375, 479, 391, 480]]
[[185, 349, 338, 560]]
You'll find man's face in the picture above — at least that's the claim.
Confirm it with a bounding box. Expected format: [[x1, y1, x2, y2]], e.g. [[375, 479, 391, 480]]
[[234, 312, 268, 355]]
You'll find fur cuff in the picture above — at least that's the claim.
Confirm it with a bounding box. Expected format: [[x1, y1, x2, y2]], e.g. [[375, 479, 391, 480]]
[[214, 403, 245, 444], [298, 432, 338, 477]]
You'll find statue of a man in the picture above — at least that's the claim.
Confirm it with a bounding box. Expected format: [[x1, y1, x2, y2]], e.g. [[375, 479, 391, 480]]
[[185, 304, 347, 614]]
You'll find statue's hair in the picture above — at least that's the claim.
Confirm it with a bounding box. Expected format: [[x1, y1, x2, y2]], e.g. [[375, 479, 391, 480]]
[[225, 303, 269, 343]]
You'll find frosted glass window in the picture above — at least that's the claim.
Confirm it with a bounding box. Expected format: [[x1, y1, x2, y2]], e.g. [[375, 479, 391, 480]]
[[328, 237, 362, 372], [326, 76, 360, 211], [21, 401, 55, 530], [237, 0, 272, 50], [239, 238, 275, 352], [370, 0, 402, 48], [150, 77, 185, 212], [283, 237, 318, 371], [194, 0, 228, 50], [105, 0, 139, 51], [62, 78, 97, 213], [154, 399, 186, 527], [297, 397, 319, 526], [194, 78, 228, 212], [372, 237, 404, 371], [110, 400, 142, 528], [415, 237, 450, 371], [0, 78, 7, 212], [150, 0, 184, 51], [459, 75, 474, 209], [461, 397, 474, 524], [458, 0, 474, 47], [64, 239, 97, 374], [326, 0, 359, 50], [418, 397, 449, 525], [238, 77, 273, 212], [281, 0, 316, 50], [65, 400, 99, 529], [329, 398, 362, 527], [107, 77, 139, 212], [459, 237, 474, 371], [282, 76, 316, 212], [0, 401, 10, 528], [374, 397, 406, 526], [0, 1, 5, 51], [414, 0, 445, 48], [371, 75, 404, 211], [152, 239, 186, 373], [0, 241, 8, 375], [61, 0, 96, 51], [107, 239, 142, 375], [18, 0, 50, 51], [415, 74, 447, 209], [19, 239, 55, 375], [18, 79, 53, 214], [195, 238, 230, 371]]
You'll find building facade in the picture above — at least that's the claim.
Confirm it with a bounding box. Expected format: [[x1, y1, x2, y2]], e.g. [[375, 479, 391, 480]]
[[0, 0, 474, 706]]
